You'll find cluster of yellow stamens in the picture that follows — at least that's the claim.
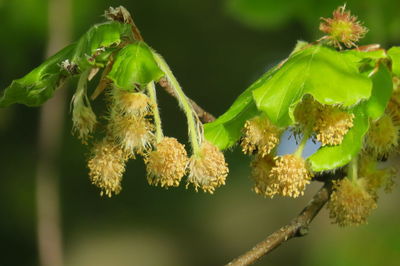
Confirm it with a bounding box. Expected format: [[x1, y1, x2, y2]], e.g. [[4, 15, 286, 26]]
[[145, 137, 188, 188], [365, 112, 399, 157], [187, 141, 229, 193], [314, 105, 354, 146], [327, 178, 377, 227], [241, 116, 281, 157], [87, 138, 127, 197]]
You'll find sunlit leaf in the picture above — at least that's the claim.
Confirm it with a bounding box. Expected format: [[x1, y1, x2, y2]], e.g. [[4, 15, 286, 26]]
[[252, 45, 372, 127], [107, 42, 164, 90], [364, 65, 393, 120], [388, 46, 400, 76], [0, 44, 76, 107], [204, 67, 278, 149]]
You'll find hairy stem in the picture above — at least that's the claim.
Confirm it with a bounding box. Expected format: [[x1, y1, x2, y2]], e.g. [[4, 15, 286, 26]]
[[152, 52, 201, 153], [147, 81, 163, 142]]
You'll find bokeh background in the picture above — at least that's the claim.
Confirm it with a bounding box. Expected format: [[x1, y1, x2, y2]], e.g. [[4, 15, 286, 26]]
[[1, 0, 400, 265]]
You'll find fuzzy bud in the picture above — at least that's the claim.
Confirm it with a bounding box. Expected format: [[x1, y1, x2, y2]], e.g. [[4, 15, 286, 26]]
[[320, 5, 368, 49], [294, 95, 321, 130], [145, 137, 188, 188], [71, 90, 97, 144], [327, 178, 377, 227], [87, 139, 127, 197], [267, 154, 312, 198], [314, 105, 354, 146], [187, 141, 229, 194], [241, 116, 280, 157]]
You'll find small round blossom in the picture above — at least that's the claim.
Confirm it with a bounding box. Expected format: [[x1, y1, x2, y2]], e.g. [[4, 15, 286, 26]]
[[241, 116, 281, 157], [187, 141, 229, 194], [250, 154, 276, 197], [110, 88, 151, 117], [365, 113, 399, 157], [327, 178, 377, 227], [319, 5, 368, 49], [267, 154, 312, 198], [314, 105, 354, 146], [145, 137, 188, 188], [87, 139, 127, 197], [108, 112, 155, 156]]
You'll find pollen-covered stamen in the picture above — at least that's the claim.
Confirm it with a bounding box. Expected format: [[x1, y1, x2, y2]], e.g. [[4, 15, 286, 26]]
[[319, 5, 368, 49], [251, 154, 276, 197], [87, 138, 127, 197], [365, 112, 400, 157], [110, 88, 151, 117], [145, 137, 188, 188], [327, 178, 377, 227], [241, 116, 281, 157], [108, 111, 155, 156], [314, 105, 354, 146], [267, 154, 311, 198], [187, 141, 229, 194]]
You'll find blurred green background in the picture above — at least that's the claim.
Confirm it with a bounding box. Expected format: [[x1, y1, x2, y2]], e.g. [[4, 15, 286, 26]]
[[1, 0, 400, 265]]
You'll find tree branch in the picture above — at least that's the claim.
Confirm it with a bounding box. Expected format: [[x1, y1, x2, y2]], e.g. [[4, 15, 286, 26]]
[[227, 181, 334, 266]]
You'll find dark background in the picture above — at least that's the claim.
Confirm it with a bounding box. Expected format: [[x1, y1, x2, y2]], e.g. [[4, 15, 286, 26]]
[[1, 0, 400, 265]]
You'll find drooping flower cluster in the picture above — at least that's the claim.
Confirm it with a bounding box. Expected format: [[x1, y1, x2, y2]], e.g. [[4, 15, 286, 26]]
[[187, 141, 229, 193], [327, 178, 377, 227]]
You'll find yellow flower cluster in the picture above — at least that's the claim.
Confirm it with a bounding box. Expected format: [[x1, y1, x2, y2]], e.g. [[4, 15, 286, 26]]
[[251, 154, 311, 198], [87, 139, 127, 197], [327, 178, 377, 227], [145, 137, 188, 188], [187, 141, 229, 193], [241, 116, 281, 157]]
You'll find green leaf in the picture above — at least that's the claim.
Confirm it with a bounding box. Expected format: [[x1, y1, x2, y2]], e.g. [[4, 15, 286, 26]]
[[252, 45, 372, 127], [308, 65, 393, 172], [308, 105, 369, 172], [204, 67, 278, 149], [0, 44, 76, 107], [71, 21, 132, 70], [364, 65, 393, 120], [388, 46, 400, 76], [107, 42, 165, 90]]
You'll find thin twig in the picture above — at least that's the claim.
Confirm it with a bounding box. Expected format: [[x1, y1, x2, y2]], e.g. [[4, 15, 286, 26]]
[[227, 181, 334, 266]]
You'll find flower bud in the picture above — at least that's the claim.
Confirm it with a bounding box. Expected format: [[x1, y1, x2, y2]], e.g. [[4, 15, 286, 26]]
[[241, 116, 280, 157], [72, 103, 97, 144], [187, 141, 229, 193], [327, 178, 377, 227], [145, 137, 188, 188], [87, 139, 127, 197], [320, 5, 368, 49], [268, 154, 312, 198]]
